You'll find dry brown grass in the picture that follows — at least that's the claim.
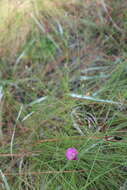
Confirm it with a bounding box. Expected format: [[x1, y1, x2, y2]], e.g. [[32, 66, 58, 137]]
[[0, 0, 32, 57], [0, 0, 79, 58], [0, 0, 105, 58]]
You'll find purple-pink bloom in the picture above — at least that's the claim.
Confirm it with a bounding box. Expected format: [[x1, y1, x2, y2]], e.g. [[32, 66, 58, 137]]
[[66, 148, 78, 160]]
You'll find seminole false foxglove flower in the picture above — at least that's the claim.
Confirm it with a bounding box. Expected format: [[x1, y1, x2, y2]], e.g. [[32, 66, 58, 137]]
[[66, 148, 78, 160]]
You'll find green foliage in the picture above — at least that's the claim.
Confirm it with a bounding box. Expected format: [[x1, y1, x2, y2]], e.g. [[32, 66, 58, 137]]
[[26, 36, 57, 61]]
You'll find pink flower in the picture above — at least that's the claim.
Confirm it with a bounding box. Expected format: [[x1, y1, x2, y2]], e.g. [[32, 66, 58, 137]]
[[66, 148, 78, 160]]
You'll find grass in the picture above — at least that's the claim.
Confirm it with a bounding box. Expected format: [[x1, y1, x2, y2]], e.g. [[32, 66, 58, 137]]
[[0, 0, 127, 189]]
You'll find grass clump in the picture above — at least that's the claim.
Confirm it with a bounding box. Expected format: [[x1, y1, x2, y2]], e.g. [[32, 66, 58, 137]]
[[0, 0, 127, 189]]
